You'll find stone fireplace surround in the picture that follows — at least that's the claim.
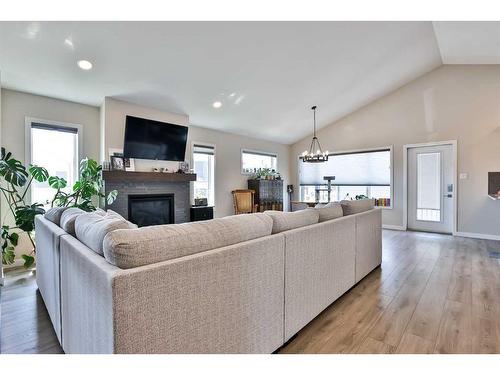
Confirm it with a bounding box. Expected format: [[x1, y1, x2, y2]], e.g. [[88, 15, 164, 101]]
[[103, 171, 196, 224]]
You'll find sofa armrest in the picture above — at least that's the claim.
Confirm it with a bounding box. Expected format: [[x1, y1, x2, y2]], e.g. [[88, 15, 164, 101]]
[[354, 208, 382, 282], [60, 235, 121, 353], [34, 215, 68, 344], [112, 234, 285, 353]]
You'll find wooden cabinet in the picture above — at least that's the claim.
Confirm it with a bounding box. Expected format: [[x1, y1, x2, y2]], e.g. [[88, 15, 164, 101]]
[[248, 179, 284, 212]]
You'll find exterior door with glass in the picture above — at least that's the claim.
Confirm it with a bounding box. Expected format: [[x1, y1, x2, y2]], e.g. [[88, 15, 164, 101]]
[[407, 144, 454, 234]]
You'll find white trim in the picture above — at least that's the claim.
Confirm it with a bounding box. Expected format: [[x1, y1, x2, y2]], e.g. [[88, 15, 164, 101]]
[[403, 140, 458, 235], [240, 148, 278, 175], [191, 141, 216, 210], [455, 231, 500, 241], [382, 224, 406, 231]]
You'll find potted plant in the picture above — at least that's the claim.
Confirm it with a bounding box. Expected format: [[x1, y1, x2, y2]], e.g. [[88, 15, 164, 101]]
[[0, 147, 117, 268]]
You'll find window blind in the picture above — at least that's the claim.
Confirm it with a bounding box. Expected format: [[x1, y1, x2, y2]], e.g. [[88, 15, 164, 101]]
[[299, 149, 391, 186], [193, 144, 215, 155], [31, 122, 78, 134]]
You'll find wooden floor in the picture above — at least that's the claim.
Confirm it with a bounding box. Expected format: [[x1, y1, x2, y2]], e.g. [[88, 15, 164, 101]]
[[1, 230, 499, 354], [0, 268, 63, 354], [279, 230, 500, 354]]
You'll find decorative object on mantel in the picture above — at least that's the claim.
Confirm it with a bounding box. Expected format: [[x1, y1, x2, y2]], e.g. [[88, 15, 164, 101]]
[[178, 161, 189, 174], [302, 105, 329, 163], [109, 148, 135, 172], [110, 155, 125, 171]]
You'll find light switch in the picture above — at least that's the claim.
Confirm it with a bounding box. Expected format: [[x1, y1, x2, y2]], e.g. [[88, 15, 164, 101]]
[[459, 173, 468, 180]]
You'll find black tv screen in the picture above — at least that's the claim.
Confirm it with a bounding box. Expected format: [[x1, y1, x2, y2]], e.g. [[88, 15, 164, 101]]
[[123, 115, 188, 161]]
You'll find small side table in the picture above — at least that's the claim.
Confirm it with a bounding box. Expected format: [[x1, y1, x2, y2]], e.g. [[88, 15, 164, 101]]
[[190, 206, 214, 222]]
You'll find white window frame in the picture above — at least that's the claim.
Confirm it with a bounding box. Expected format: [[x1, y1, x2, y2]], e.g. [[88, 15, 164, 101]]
[[190, 141, 216, 209], [241, 148, 278, 175], [25, 117, 83, 204], [297, 145, 393, 209]]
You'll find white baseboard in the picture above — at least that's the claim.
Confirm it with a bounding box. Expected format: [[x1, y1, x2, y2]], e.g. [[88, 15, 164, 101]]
[[455, 231, 500, 241], [382, 224, 406, 231]]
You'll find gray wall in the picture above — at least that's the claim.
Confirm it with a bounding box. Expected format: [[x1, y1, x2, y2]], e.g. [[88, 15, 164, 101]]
[[291, 65, 500, 237]]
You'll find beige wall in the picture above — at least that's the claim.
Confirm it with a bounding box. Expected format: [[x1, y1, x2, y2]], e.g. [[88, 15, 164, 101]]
[[102, 97, 291, 218], [1, 89, 100, 164], [1, 89, 100, 266], [291, 65, 500, 237]]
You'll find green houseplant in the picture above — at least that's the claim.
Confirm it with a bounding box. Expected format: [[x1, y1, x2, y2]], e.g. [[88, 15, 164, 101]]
[[0, 147, 48, 267], [0, 147, 117, 268]]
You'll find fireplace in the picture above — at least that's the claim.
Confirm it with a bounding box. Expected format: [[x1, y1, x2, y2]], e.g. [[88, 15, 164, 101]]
[[128, 194, 174, 227]]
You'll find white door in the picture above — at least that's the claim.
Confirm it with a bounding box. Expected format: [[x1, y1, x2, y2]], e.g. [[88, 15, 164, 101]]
[[407, 144, 454, 234]]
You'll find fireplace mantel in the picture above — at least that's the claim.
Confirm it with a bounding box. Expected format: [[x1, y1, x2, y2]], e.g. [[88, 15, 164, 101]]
[[102, 170, 196, 183]]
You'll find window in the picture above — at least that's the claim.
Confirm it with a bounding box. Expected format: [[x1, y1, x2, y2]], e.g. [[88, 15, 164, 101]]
[[241, 149, 277, 174], [29, 120, 80, 206], [416, 152, 441, 221], [299, 148, 392, 207], [192, 144, 215, 206]]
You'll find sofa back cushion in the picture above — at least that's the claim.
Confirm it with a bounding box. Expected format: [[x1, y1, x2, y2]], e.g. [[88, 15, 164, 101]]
[[103, 213, 273, 269], [60, 207, 86, 235], [44, 207, 68, 226], [314, 202, 343, 222], [340, 199, 375, 216], [264, 209, 319, 234], [75, 211, 137, 255]]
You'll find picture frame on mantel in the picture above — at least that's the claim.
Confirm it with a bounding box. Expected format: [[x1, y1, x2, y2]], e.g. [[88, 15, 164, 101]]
[[109, 148, 135, 172]]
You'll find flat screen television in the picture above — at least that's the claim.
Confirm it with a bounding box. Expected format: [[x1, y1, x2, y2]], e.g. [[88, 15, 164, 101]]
[[123, 115, 188, 161]]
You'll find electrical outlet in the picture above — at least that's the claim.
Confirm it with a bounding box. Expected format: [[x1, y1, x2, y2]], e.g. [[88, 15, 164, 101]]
[[459, 173, 468, 180]]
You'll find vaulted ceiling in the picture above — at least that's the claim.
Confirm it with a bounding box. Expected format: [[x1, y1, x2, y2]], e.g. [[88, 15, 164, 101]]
[[0, 21, 498, 144]]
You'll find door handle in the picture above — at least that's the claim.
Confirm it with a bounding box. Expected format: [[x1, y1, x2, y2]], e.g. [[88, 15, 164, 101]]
[[443, 194, 453, 198]]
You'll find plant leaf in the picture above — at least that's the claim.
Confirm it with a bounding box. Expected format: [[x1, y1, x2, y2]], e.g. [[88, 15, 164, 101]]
[[21, 254, 35, 269], [0, 156, 28, 187], [2, 246, 15, 265], [28, 165, 49, 182], [107, 190, 118, 205], [15, 204, 45, 232], [48, 176, 67, 189], [9, 232, 19, 246]]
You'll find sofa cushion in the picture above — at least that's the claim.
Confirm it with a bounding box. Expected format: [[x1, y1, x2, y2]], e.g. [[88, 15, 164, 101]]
[[44, 207, 68, 226], [60, 207, 86, 235], [264, 209, 319, 234], [340, 199, 375, 215], [314, 202, 343, 222], [103, 213, 273, 269], [75, 211, 137, 256]]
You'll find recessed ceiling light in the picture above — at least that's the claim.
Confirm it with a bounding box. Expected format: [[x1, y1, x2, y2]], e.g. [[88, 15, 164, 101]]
[[77, 60, 93, 70], [212, 101, 222, 109]]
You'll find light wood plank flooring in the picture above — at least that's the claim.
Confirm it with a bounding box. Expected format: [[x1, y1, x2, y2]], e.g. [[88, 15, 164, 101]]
[[279, 230, 500, 354], [1, 230, 499, 354]]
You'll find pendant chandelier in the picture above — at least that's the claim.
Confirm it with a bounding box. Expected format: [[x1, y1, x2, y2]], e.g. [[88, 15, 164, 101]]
[[302, 105, 329, 163]]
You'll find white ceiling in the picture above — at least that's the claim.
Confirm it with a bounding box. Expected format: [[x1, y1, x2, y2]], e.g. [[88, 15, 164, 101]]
[[0, 22, 498, 144]]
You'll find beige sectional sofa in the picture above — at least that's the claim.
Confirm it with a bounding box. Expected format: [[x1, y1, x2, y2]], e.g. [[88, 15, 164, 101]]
[[35, 199, 381, 353]]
